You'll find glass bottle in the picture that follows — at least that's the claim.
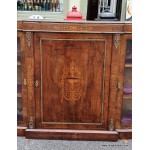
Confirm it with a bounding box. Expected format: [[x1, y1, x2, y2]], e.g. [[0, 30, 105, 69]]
[[22, 0, 25, 11], [41, 0, 45, 11], [52, 0, 56, 12], [17, 0, 21, 10], [24, 1, 27, 10], [38, 0, 42, 11], [59, 0, 63, 12], [33, 0, 35, 10], [35, 0, 39, 11], [28, 0, 32, 11], [56, 0, 59, 12], [49, 0, 52, 12], [45, 0, 49, 11]]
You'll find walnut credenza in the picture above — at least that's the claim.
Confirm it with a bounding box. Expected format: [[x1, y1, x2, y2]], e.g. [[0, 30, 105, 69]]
[[17, 20, 132, 141]]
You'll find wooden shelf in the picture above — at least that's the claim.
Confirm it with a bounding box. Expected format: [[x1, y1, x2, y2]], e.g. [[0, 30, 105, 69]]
[[17, 61, 21, 65], [125, 63, 132, 68], [123, 94, 132, 99], [17, 93, 22, 98]]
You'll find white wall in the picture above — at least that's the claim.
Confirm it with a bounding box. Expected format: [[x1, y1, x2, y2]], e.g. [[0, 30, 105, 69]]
[[69, 0, 80, 11]]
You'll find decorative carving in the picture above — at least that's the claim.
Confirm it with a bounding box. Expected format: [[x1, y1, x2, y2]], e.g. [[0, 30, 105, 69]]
[[117, 81, 121, 90], [58, 25, 69, 31], [114, 34, 120, 49], [26, 32, 32, 48], [29, 116, 34, 129], [60, 61, 83, 104], [24, 79, 27, 86], [109, 118, 114, 131], [35, 80, 39, 87], [27, 79, 34, 87], [26, 58, 35, 128], [77, 26, 88, 31]]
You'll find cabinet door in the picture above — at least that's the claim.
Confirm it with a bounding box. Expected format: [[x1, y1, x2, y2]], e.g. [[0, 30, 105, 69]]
[[116, 34, 132, 129], [34, 33, 112, 130], [17, 32, 28, 126]]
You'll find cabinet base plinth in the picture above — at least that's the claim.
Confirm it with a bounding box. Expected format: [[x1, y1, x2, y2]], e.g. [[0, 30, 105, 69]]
[[25, 129, 118, 141], [17, 126, 27, 136], [116, 129, 132, 139]]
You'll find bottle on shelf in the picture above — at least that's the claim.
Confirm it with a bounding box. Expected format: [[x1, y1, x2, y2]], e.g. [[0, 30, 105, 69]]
[[51, 0, 55, 12], [45, 0, 49, 11], [38, 0, 42, 11], [26, 0, 29, 10], [56, 0, 59, 12], [41, 0, 45, 11], [49, 0, 52, 12], [59, 0, 63, 12], [17, 0, 21, 10], [24, 0, 27, 10], [34, 0, 39, 11], [19, 0, 24, 10], [21, 0, 25, 11], [56, 0, 60, 12], [28, 0, 32, 11], [33, 0, 35, 10]]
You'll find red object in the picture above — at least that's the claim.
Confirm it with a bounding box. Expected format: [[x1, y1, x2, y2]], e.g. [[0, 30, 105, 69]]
[[65, 6, 84, 20]]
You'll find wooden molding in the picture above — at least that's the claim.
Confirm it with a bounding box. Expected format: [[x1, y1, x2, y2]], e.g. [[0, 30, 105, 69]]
[[25, 129, 118, 141], [17, 20, 132, 33], [116, 129, 132, 139], [17, 126, 27, 136]]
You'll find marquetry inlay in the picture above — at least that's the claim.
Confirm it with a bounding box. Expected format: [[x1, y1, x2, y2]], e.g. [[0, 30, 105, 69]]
[[26, 32, 32, 48], [60, 61, 83, 104], [114, 34, 120, 49]]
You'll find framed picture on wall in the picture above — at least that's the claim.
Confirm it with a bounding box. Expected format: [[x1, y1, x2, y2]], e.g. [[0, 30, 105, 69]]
[[126, 0, 132, 21]]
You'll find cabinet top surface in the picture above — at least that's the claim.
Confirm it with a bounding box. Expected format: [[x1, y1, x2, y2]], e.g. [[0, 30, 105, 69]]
[[17, 19, 132, 33], [18, 19, 132, 24]]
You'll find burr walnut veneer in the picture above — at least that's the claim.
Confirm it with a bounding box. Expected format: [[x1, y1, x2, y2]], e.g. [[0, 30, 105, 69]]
[[17, 20, 132, 141]]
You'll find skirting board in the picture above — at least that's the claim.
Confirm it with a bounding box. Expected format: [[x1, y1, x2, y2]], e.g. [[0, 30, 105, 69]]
[[116, 129, 132, 139], [25, 129, 118, 141], [17, 126, 27, 136]]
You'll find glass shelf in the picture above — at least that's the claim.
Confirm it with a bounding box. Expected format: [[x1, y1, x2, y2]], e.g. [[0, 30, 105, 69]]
[[121, 99, 132, 125], [17, 97, 23, 121], [125, 63, 132, 68], [123, 68, 132, 88], [121, 39, 132, 126], [17, 0, 63, 12], [17, 84, 22, 93], [123, 94, 132, 100], [17, 61, 21, 65], [17, 65, 22, 84], [17, 37, 23, 122], [17, 93, 22, 97]]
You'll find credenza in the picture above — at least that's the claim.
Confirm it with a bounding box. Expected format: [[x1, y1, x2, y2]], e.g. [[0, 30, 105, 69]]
[[17, 20, 132, 141]]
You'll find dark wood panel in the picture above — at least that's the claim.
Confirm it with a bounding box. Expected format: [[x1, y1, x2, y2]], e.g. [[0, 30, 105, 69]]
[[42, 40, 104, 123], [25, 129, 118, 141]]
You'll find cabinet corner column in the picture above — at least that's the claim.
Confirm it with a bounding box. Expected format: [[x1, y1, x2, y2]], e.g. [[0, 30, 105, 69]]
[[25, 31, 35, 129], [108, 33, 121, 130]]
